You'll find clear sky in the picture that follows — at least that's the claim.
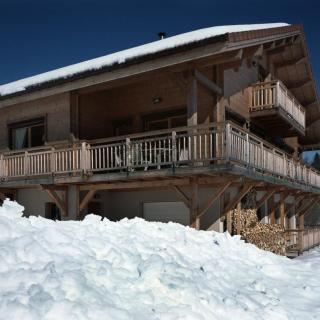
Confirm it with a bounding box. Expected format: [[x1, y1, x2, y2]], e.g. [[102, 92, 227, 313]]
[[0, 0, 319, 87]]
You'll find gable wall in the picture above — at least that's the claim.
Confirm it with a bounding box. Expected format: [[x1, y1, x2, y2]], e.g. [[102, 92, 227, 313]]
[[224, 59, 259, 119]]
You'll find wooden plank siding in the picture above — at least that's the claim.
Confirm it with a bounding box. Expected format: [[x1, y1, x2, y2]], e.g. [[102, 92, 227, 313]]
[[224, 59, 259, 119], [0, 93, 71, 150]]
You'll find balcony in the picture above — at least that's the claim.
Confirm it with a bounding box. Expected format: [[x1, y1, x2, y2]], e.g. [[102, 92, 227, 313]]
[[0, 122, 319, 190], [250, 80, 306, 136]]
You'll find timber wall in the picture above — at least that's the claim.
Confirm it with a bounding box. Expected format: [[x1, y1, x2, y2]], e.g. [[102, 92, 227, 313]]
[[0, 93, 70, 150]]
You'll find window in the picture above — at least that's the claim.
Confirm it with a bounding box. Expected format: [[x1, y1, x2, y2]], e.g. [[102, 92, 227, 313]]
[[45, 202, 61, 221], [9, 118, 45, 150], [144, 108, 187, 131], [113, 117, 133, 136]]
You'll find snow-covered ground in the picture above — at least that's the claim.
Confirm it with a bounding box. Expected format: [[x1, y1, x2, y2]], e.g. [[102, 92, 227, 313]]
[[0, 199, 319, 320]]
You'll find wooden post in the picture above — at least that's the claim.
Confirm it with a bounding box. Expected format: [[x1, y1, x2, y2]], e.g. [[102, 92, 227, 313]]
[[187, 76, 198, 127], [236, 202, 241, 235], [213, 66, 225, 159], [279, 194, 286, 227], [190, 179, 199, 229], [226, 210, 233, 234], [0, 154, 3, 178], [299, 213, 305, 252]]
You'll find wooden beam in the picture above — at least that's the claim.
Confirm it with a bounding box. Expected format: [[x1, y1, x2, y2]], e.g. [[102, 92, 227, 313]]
[[274, 56, 306, 69], [40, 184, 68, 191], [256, 190, 276, 210], [171, 185, 190, 208], [287, 79, 312, 91], [222, 184, 253, 217], [304, 199, 319, 217], [297, 198, 319, 217], [187, 76, 198, 127], [79, 178, 191, 191], [79, 189, 97, 212], [197, 181, 232, 218], [45, 189, 67, 217], [194, 69, 223, 95], [253, 45, 263, 57]]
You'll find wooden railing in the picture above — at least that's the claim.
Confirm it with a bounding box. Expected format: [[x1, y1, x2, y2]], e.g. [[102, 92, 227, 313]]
[[0, 121, 319, 188], [250, 80, 306, 129], [286, 227, 320, 253]]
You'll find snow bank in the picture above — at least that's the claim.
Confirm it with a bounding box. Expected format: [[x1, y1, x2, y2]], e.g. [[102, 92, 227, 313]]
[[0, 23, 289, 97], [0, 199, 319, 320]]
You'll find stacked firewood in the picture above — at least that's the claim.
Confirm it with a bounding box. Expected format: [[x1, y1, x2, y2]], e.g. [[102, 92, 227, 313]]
[[231, 208, 286, 255]]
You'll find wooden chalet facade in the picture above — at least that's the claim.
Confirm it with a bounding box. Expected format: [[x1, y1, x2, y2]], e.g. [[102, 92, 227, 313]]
[[0, 23, 320, 254]]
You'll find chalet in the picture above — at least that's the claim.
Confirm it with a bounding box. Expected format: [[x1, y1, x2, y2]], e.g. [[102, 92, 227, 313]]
[[0, 23, 320, 254]]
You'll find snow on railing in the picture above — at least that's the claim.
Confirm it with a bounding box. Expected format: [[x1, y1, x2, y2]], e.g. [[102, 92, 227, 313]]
[[0, 122, 319, 188], [250, 80, 306, 129]]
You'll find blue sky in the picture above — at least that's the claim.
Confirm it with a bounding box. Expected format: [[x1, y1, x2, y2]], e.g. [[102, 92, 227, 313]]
[[0, 0, 319, 160], [0, 0, 319, 86]]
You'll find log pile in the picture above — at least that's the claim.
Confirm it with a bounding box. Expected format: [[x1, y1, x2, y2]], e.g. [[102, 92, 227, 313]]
[[231, 208, 286, 255]]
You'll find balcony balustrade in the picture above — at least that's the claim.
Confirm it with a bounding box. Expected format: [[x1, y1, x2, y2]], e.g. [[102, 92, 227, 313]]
[[250, 80, 306, 134], [0, 122, 319, 188]]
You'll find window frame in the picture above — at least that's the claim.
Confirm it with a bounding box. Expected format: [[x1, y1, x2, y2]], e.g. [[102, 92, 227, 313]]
[[8, 117, 46, 150]]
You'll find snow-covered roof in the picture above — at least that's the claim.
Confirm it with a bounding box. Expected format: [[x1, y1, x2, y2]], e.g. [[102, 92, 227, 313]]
[[0, 23, 289, 97]]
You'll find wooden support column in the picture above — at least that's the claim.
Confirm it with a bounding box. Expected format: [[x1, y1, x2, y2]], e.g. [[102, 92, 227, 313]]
[[70, 91, 80, 139], [299, 213, 305, 252], [279, 194, 286, 227], [190, 179, 199, 229], [213, 65, 225, 160], [187, 76, 198, 127], [67, 185, 80, 219], [226, 210, 233, 234], [236, 202, 242, 235]]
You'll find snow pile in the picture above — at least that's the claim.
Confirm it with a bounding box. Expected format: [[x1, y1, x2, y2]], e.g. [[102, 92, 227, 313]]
[[0, 199, 319, 320], [0, 23, 289, 97]]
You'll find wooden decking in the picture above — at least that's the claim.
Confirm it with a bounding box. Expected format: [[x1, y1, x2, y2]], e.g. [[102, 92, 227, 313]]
[[0, 121, 319, 190]]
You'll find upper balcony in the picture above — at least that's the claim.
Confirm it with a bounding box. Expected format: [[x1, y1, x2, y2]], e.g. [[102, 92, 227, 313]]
[[250, 80, 306, 136], [0, 121, 319, 192]]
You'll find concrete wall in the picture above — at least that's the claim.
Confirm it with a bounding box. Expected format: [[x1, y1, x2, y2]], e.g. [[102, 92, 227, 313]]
[[16, 186, 223, 232], [0, 93, 70, 149]]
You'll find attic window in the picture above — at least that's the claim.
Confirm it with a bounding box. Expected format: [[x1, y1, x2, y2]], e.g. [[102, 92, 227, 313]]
[[8, 117, 45, 150]]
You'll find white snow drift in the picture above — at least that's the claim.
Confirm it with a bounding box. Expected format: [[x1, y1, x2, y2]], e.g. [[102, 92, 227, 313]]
[[0, 23, 289, 96], [0, 199, 319, 320]]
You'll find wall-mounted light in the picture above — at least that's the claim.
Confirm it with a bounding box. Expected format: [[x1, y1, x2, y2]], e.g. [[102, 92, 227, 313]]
[[152, 97, 162, 104]]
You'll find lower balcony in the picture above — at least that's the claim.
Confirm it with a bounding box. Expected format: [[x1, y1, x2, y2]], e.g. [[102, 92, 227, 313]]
[[0, 122, 319, 191], [250, 80, 306, 136]]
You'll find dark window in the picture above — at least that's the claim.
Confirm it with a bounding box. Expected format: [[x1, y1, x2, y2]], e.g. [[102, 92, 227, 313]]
[[143, 108, 187, 131], [113, 117, 133, 136], [9, 118, 45, 150], [45, 202, 61, 221]]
